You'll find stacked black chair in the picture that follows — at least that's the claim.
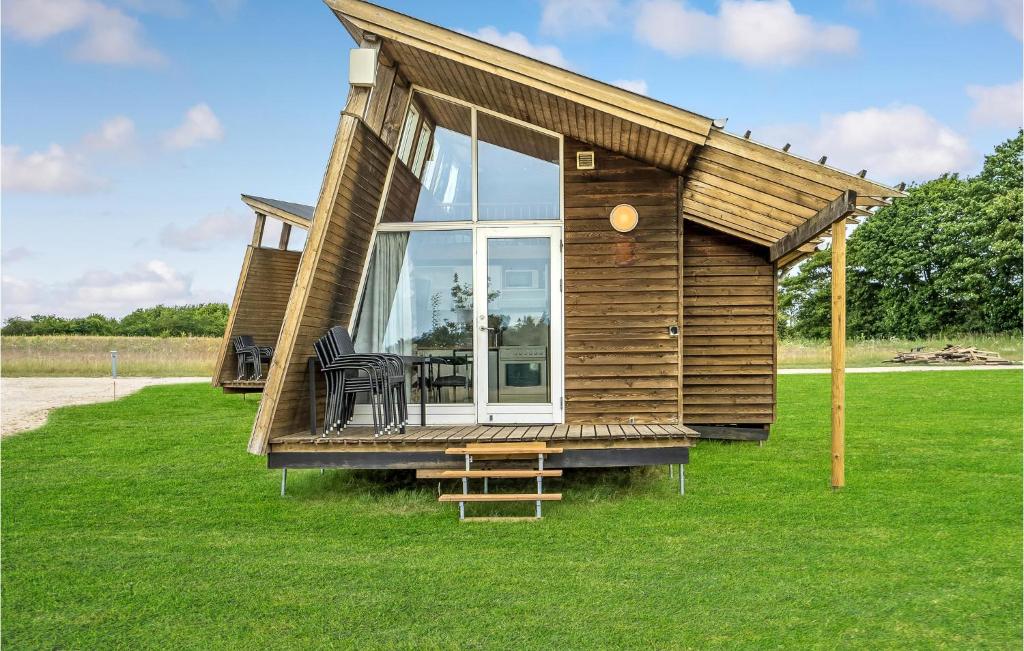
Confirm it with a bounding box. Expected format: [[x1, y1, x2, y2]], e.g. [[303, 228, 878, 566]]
[[232, 335, 273, 380], [313, 326, 408, 437]]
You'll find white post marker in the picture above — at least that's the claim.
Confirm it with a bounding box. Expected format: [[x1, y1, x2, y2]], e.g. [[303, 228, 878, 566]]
[[111, 350, 118, 398]]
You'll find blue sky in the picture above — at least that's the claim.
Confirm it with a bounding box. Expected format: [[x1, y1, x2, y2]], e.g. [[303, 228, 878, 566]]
[[2, 0, 1021, 319]]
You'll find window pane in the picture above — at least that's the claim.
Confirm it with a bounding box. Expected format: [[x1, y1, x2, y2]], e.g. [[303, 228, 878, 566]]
[[485, 237, 551, 403], [352, 230, 474, 404], [411, 122, 431, 177], [382, 93, 471, 223], [477, 113, 560, 221], [396, 105, 419, 165]]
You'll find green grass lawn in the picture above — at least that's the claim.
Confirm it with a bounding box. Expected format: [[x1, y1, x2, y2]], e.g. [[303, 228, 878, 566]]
[[2, 372, 1021, 649]]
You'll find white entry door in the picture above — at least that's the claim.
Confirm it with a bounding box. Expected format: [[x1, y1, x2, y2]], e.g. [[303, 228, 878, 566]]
[[473, 226, 563, 424]]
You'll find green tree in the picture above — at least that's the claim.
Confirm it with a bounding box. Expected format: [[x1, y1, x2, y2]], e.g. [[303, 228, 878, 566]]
[[1, 304, 230, 337], [779, 131, 1023, 339]]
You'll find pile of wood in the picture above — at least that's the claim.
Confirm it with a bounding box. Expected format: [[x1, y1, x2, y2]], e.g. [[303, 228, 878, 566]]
[[887, 344, 1015, 365]]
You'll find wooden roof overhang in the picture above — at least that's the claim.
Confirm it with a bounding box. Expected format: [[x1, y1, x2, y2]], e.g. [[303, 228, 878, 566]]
[[325, 0, 905, 266], [241, 194, 314, 230]]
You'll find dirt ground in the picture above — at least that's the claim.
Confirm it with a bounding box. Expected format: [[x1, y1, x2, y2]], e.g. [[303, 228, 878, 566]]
[[1, 377, 209, 437]]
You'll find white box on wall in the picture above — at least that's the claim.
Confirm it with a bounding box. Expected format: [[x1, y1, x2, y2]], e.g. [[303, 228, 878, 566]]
[[349, 48, 378, 87]]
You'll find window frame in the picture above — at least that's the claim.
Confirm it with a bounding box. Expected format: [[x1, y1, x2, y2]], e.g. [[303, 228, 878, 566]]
[[348, 86, 565, 338]]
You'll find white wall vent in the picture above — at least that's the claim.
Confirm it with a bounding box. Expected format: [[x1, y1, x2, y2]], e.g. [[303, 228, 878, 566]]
[[349, 48, 378, 87], [576, 151, 595, 170]]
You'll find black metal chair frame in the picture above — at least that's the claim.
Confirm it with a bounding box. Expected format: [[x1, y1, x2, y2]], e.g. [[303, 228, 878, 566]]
[[429, 354, 472, 403], [233, 335, 273, 381], [313, 327, 408, 437]]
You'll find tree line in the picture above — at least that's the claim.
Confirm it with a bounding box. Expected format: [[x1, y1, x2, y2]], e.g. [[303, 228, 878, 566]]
[[1, 304, 229, 337], [779, 132, 1023, 339]]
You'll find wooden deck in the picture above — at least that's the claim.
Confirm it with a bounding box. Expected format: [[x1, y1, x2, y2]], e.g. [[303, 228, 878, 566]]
[[271, 423, 696, 449], [221, 379, 265, 394]]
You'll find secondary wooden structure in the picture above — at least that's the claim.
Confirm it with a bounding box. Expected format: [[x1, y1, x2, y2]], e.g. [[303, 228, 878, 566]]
[[219, 0, 903, 488], [212, 195, 312, 392]]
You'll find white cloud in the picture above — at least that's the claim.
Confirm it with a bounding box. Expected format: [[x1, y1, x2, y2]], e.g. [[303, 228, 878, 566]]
[[162, 104, 224, 150], [540, 0, 619, 36], [758, 104, 975, 182], [2, 260, 200, 318], [160, 210, 250, 251], [634, 0, 858, 67], [83, 115, 136, 150], [2, 247, 35, 264], [966, 80, 1023, 129], [1, 144, 107, 194], [461, 27, 570, 67], [914, 0, 1022, 40], [2, 0, 166, 66], [612, 78, 649, 94]]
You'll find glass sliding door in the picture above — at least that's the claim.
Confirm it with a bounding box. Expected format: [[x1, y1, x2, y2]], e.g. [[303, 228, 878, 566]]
[[474, 226, 563, 424]]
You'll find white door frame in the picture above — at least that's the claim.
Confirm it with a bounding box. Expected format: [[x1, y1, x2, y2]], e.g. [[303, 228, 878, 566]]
[[473, 224, 563, 425]]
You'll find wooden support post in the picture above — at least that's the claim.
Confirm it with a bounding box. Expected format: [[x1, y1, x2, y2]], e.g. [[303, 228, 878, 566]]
[[251, 213, 266, 247], [278, 223, 292, 250], [831, 219, 846, 489]]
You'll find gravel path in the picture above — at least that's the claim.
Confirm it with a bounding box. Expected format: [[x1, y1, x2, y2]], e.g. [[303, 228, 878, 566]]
[[1, 377, 210, 437]]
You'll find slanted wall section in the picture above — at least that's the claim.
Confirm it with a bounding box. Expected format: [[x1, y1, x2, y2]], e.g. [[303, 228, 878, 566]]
[[563, 138, 682, 424], [248, 117, 393, 452], [213, 246, 301, 385], [682, 222, 776, 425]]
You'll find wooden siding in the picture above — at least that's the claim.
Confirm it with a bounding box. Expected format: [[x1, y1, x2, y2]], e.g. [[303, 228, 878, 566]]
[[563, 138, 681, 424], [681, 222, 776, 425], [380, 158, 419, 223], [215, 247, 301, 385]]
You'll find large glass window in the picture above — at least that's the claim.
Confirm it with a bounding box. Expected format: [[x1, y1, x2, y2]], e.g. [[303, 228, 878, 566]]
[[477, 112, 560, 221], [383, 93, 472, 223], [352, 230, 474, 404]]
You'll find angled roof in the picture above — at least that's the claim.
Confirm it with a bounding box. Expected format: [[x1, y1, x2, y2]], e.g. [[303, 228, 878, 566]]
[[241, 194, 315, 229], [325, 0, 904, 261]]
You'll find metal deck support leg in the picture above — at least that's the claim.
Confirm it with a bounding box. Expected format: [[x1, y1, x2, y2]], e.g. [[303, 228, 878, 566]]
[[536, 453, 544, 519], [669, 464, 674, 479], [281, 467, 287, 496], [460, 453, 470, 520], [679, 464, 685, 495], [483, 477, 488, 494]]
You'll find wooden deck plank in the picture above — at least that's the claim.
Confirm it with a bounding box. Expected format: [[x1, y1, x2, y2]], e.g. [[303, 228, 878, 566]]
[[270, 420, 696, 446]]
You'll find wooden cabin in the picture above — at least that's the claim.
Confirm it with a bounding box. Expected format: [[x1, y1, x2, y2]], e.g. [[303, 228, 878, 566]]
[[224, 0, 902, 480]]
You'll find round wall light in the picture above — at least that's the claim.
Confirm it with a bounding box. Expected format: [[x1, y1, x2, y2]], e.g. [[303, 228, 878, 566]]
[[609, 203, 639, 233]]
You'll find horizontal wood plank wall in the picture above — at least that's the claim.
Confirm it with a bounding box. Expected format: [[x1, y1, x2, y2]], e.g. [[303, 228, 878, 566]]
[[268, 120, 393, 439], [681, 222, 776, 425], [216, 247, 301, 385], [380, 159, 419, 223], [563, 138, 681, 424]]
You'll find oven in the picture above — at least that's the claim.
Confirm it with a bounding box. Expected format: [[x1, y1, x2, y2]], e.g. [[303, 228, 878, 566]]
[[496, 345, 549, 402]]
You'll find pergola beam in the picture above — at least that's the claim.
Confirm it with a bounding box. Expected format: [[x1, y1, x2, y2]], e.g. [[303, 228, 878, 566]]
[[769, 190, 857, 262]]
